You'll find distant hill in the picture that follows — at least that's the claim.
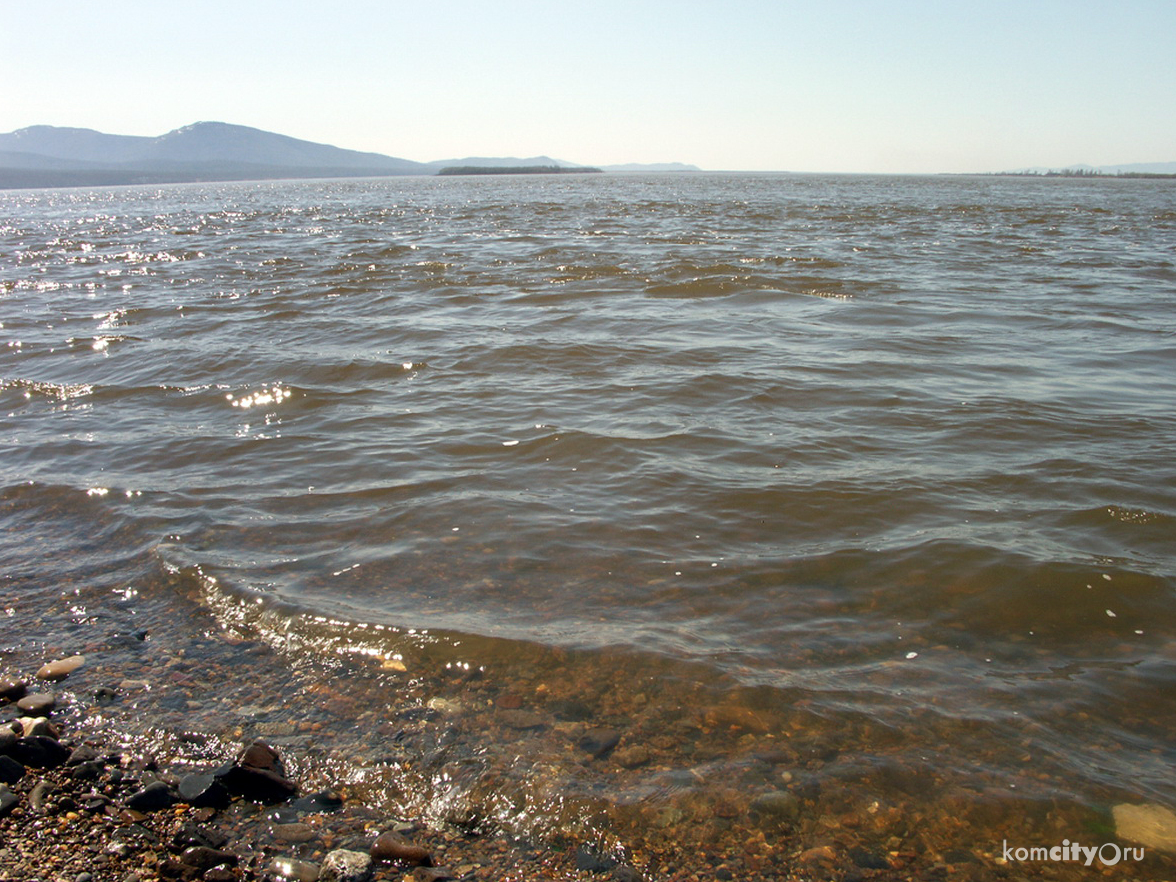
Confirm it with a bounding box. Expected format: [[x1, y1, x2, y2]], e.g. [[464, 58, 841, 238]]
[[0, 122, 701, 189], [0, 122, 429, 188], [423, 155, 583, 170]]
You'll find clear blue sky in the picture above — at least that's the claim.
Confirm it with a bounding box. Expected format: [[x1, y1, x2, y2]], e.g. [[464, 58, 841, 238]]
[[3, 0, 1174, 173]]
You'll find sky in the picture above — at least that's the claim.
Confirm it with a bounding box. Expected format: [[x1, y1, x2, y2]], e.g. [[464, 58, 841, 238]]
[[3, 0, 1174, 173]]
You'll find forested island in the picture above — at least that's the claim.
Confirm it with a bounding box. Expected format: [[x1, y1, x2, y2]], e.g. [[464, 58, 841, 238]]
[[436, 165, 603, 176]]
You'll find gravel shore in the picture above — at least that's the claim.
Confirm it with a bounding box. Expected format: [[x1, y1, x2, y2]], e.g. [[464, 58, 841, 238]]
[[5, 632, 1174, 882]]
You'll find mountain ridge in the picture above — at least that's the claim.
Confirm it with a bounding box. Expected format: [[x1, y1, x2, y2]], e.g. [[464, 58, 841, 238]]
[[0, 122, 699, 188]]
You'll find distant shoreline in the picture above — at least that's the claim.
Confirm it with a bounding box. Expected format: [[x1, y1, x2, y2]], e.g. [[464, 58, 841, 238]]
[[435, 165, 603, 176], [986, 170, 1176, 180]]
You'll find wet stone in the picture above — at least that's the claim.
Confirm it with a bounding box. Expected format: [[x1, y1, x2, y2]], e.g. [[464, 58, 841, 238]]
[[0, 728, 15, 754], [29, 779, 53, 813], [749, 789, 800, 825], [180, 846, 238, 872], [126, 780, 176, 811], [267, 857, 322, 881], [0, 755, 24, 785], [273, 822, 316, 843], [16, 693, 56, 715], [36, 655, 85, 682], [70, 759, 106, 781], [0, 784, 18, 817], [370, 830, 432, 865], [171, 822, 229, 851], [12, 735, 70, 769], [321, 848, 372, 882], [613, 745, 652, 768], [66, 743, 99, 766], [178, 772, 231, 809], [578, 727, 622, 759], [406, 869, 455, 882], [1113, 802, 1176, 852], [849, 846, 890, 869], [575, 844, 619, 873], [499, 709, 548, 730], [217, 762, 298, 803], [291, 789, 344, 813], [18, 716, 55, 738], [0, 679, 28, 703]]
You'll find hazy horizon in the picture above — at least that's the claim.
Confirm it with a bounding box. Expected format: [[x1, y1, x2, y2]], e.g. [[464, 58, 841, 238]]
[[3, 0, 1174, 175]]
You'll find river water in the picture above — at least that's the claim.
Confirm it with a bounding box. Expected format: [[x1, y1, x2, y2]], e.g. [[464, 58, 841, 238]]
[[2, 172, 1175, 871]]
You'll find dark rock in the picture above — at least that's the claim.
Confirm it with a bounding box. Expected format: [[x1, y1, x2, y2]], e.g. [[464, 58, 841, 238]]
[[575, 845, 620, 873], [0, 679, 27, 703], [407, 869, 455, 882], [578, 728, 622, 759], [291, 789, 344, 813], [66, 744, 99, 766], [204, 870, 237, 882], [240, 740, 284, 774], [613, 865, 643, 882], [499, 709, 549, 730], [12, 736, 70, 769], [550, 699, 594, 721], [178, 773, 231, 809], [70, 759, 106, 781], [158, 857, 200, 881], [0, 784, 18, 817], [942, 848, 976, 864], [370, 830, 432, 865], [750, 790, 800, 824], [216, 763, 298, 803], [849, 847, 890, 869], [0, 728, 15, 755], [126, 780, 176, 811], [82, 793, 112, 812], [171, 822, 229, 852], [0, 755, 24, 785], [16, 693, 56, 715], [93, 685, 120, 702], [180, 846, 238, 872]]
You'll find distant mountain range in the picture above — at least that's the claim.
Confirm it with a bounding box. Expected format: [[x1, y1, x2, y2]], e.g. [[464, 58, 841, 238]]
[[0, 122, 700, 188]]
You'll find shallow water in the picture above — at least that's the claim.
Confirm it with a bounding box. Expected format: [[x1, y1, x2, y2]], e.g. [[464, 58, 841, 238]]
[[3, 172, 1175, 867]]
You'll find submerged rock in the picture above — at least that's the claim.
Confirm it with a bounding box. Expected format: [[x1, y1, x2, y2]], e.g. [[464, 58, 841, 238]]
[[578, 727, 622, 759], [370, 830, 432, 865], [1113, 802, 1176, 852], [749, 789, 800, 825], [321, 849, 372, 882], [268, 857, 321, 881]]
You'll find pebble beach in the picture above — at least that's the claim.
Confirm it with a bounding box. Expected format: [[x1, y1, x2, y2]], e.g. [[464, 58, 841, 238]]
[[5, 596, 1176, 882]]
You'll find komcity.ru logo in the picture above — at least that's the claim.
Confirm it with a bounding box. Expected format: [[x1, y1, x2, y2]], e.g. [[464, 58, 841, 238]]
[[1001, 839, 1144, 867]]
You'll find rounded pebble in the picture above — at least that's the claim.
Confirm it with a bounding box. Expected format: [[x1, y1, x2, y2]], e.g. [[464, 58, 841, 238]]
[[35, 655, 85, 682]]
